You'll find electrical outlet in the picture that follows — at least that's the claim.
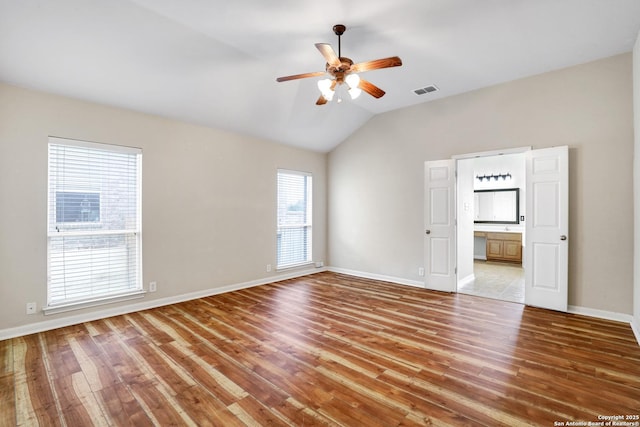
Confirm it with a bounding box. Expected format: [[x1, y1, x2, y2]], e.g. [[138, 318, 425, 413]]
[[315, 261, 324, 268], [26, 302, 37, 315], [266, 264, 271, 272], [418, 267, 425, 277], [149, 281, 157, 292]]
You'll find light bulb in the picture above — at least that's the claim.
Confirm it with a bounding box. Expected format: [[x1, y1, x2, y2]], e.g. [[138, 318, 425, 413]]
[[324, 90, 334, 101], [317, 79, 331, 92], [317, 78, 335, 101], [348, 87, 362, 99], [345, 73, 360, 88]]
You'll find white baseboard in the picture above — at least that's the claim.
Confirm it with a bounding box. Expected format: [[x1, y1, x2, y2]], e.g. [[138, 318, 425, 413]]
[[567, 305, 633, 324], [327, 267, 424, 288], [631, 317, 640, 347], [568, 306, 640, 347], [0, 267, 325, 341], [568, 305, 640, 347]]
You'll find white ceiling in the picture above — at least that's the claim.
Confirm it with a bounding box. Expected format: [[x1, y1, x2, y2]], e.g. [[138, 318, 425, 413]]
[[1, 0, 639, 152]]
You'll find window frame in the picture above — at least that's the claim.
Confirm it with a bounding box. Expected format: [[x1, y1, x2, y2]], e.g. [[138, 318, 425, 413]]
[[45, 137, 143, 314], [276, 169, 313, 270]]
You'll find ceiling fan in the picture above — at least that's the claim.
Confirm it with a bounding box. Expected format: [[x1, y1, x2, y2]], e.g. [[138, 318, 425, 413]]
[[276, 24, 402, 105]]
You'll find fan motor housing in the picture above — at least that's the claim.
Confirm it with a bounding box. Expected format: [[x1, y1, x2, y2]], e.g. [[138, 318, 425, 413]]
[[326, 57, 354, 79]]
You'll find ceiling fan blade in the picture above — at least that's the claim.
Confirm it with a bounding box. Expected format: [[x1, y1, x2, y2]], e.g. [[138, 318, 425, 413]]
[[315, 43, 341, 67], [351, 56, 402, 73], [359, 79, 386, 98], [276, 71, 325, 82]]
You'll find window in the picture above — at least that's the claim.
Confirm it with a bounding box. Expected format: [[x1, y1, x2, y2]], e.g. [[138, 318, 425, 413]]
[[277, 170, 312, 269], [47, 137, 142, 308], [56, 191, 101, 223]]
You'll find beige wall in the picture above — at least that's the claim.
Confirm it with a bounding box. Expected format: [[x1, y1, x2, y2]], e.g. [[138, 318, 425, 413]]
[[0, 83, 327, 332], [329, 53, 634, 314]]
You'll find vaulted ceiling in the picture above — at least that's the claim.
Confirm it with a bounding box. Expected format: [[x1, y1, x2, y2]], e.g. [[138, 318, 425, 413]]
[[1, 0, 640, 152]]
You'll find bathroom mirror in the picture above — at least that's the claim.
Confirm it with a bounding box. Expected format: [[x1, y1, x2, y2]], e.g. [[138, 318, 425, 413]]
[[474, 188, 520, 224]]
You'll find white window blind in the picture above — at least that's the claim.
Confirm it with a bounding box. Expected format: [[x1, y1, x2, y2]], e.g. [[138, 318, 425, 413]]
[[277, 170, 312, 268], [47, 137, 142, 307]]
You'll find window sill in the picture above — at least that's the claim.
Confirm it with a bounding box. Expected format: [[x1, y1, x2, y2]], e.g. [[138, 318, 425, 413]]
[[43, 290, 146, 316], [276, 261, 314, 272]]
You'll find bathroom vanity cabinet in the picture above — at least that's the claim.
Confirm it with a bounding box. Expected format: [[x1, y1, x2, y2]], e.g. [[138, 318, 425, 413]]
[[474, 231, 522, 263]]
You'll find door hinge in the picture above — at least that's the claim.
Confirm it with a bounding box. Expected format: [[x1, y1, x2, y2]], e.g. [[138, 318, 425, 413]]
[[454, 267, 457, 274]]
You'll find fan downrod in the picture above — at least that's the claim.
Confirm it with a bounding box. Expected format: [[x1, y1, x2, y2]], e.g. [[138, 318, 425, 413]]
[[333, 24, 346, 58]]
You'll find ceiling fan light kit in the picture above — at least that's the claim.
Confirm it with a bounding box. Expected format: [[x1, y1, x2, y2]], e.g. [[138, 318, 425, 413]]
[[276, 24, 402, 105]]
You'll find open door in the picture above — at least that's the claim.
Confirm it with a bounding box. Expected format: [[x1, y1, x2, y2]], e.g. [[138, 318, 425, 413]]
[[525, 146, 569, 311], [424, 160, 456, 292]]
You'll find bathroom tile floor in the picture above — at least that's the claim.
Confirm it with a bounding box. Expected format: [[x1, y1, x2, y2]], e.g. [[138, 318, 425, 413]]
[[458, 260, 525, 304]]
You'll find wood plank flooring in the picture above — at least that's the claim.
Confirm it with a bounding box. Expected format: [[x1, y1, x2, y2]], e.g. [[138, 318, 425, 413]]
[[1, 271, 639, 426]]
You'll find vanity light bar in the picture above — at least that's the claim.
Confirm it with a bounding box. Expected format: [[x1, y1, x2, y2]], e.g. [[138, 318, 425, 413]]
[[476, 173, 512, 182]]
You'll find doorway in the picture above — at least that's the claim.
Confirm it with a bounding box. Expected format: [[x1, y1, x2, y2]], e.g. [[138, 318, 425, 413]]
[[456, 152, 526, 304], [423, 146, 569, 312]]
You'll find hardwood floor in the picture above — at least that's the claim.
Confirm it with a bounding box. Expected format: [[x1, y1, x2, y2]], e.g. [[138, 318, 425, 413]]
[[1, 271, 639, 426]]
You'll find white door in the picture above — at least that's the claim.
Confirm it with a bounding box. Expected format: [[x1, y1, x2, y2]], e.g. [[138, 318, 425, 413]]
[[424, 160, 456, 292], [525, 146, 569, 311]]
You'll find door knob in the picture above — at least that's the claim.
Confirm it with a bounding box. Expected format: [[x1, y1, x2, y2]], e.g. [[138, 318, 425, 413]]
[[425, 230, 431, 235], [560, 235, 567, 241]]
